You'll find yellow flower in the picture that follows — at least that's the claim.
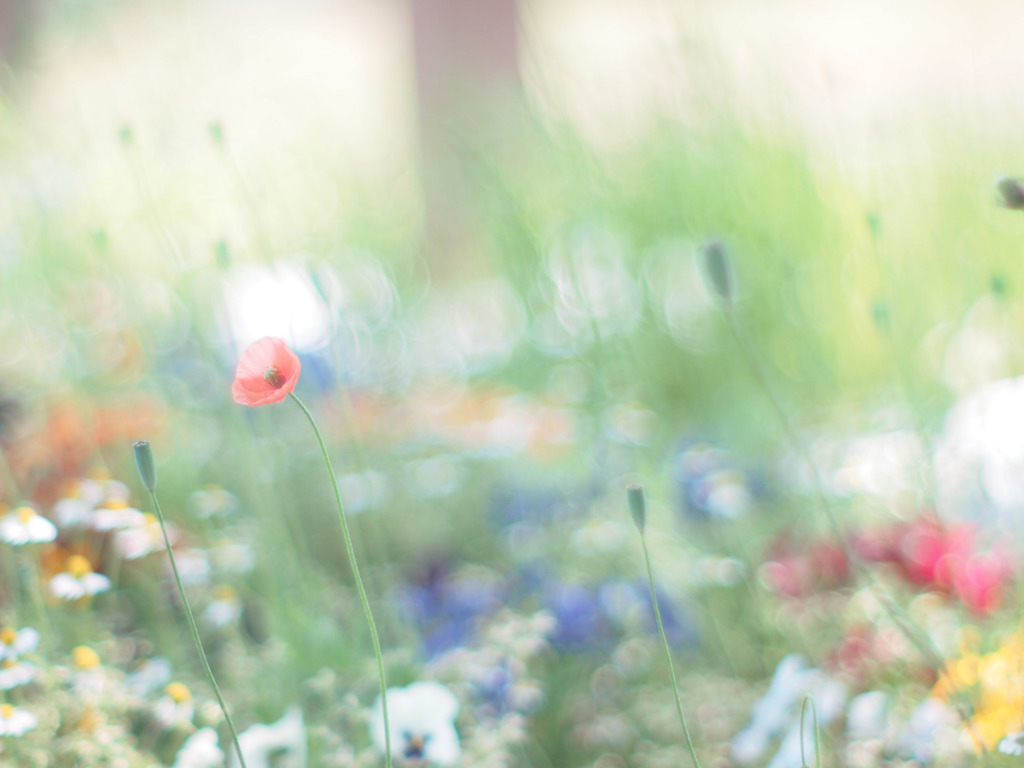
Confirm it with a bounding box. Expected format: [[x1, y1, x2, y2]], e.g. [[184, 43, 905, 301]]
[[72, 646, 100, 670], [935, 631, 1024, 750]]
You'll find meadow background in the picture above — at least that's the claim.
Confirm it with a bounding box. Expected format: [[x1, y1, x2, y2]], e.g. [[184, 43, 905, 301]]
[[3, 0, 1024, 766]]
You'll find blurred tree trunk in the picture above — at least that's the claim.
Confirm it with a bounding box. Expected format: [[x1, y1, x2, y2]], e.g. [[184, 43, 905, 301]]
[[410, 0, 522, 271], [0, 0, 33, 67], [411, 0, 520, 111]]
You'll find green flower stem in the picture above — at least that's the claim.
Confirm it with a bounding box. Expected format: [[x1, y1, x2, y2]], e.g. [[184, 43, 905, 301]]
[[638, 531, 702, 768], [799, 694, 821, 768], [145, 489, 247, 768], [289, 392, 392, 768]]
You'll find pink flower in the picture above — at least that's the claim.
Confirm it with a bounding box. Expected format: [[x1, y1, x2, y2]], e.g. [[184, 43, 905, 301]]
[[231, 338, 301, 406], [953, 552, 1010, 617], [898, 518, 974, 591]]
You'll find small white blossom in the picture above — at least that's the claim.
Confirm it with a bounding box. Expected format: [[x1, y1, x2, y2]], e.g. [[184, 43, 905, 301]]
[[53, 496, 95, 528], [0, 627, 39, 660], [53, 477, 127, 528], [174, 548, 212, 586], [210, 541, 256, 574], [189, 486, 239, 519], [203, 586, 242, 629], [1000, 732, 1024, 756], [0, 660, 37, 690], [126, 657, 173, 698], [50, 556, 111, 600], [92, 499, 146, 532], [0, 703, 37, 736], [114, 514, 172, 560], [0, 506, 56, 545], [173, 727, 224, 768], [154, 683, 195, 730], [371, 682, 460, 765], [229, 707, 306, 768]]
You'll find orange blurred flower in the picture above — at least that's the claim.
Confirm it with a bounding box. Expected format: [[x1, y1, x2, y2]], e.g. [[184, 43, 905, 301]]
[[231, 337, 301, 406]]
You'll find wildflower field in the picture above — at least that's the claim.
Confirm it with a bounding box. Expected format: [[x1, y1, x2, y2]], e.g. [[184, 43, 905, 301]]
[[4, 1, 1024, 767]]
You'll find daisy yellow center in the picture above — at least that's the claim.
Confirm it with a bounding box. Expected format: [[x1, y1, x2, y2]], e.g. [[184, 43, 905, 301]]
[[215, 585, 238, 601], [67, 555, 92, 579], [263, 366, 286, 389], [0, 628, 16, 646], [143, 513, 157, 526], [104, 498, 128, 510], [72, 646, 100, 669], [166, 682, 191, 703], [0, 704, 12, 719], [15, 507, 34, 524]]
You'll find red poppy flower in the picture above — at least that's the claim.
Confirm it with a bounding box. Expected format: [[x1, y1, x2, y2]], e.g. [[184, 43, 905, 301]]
[[231, 337, 301, 406], [953, 552, 1010, 617]]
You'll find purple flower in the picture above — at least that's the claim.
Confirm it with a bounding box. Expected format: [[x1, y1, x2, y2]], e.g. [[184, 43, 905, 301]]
[[399, 562, 503, 658], [545, 583, 612, 651]]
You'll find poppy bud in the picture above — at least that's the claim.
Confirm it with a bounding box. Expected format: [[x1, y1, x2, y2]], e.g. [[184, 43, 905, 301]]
[[700, 238, 734, 305], [627, 484, 646, 533], [134, 440, 157, 493], [996, 176, 1024, 210]]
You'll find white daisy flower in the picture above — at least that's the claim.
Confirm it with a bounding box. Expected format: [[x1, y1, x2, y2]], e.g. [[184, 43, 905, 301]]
[[51, 477, 107, 528], [203, 586, 242, 629], [53, 496, 95, 528], [0, 506, 57, 545], [92, 498, 146, 532], [0, 660, 37, 690], [50, 555, 112, 600], [173, 727, 224, 768], [1000, 732, 1024, 756], [154, 682, 195, 730], [210, 541, 255, 574], [174, 548, 212, 586], [76, 478, 107, 507], [189, 486, 239, 520], [70, 646, 107, 698], [126, 657, 173, 698], [0, 627, 39, 661], [114, 514, 172, 560], [229, 707, 306, 768], [371, 682, 460, 765], [0, 703, 37, 736]]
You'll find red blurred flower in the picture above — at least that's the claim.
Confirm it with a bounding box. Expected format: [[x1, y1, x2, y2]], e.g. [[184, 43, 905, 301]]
[[898, 518, 974, 592], [900, 520, 953, 589], [231, 337, 301, 406], [953, 552, 1011, 617], [857, 514, 1013, 616], [760, 532, 851, 598]]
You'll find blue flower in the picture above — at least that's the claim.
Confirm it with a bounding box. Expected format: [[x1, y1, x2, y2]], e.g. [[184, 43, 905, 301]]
[[673, 441, 759, 521], [544, 583, 612, 651], [399, 563, 503, 658], [598, 580, 699, 650]]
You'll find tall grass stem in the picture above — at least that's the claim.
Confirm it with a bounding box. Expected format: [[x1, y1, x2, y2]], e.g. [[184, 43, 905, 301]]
[[799, 694, 821, 768], [638, 532, 703, 768], [145, 489, 248, 768], [288, 392, 392, 768]]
